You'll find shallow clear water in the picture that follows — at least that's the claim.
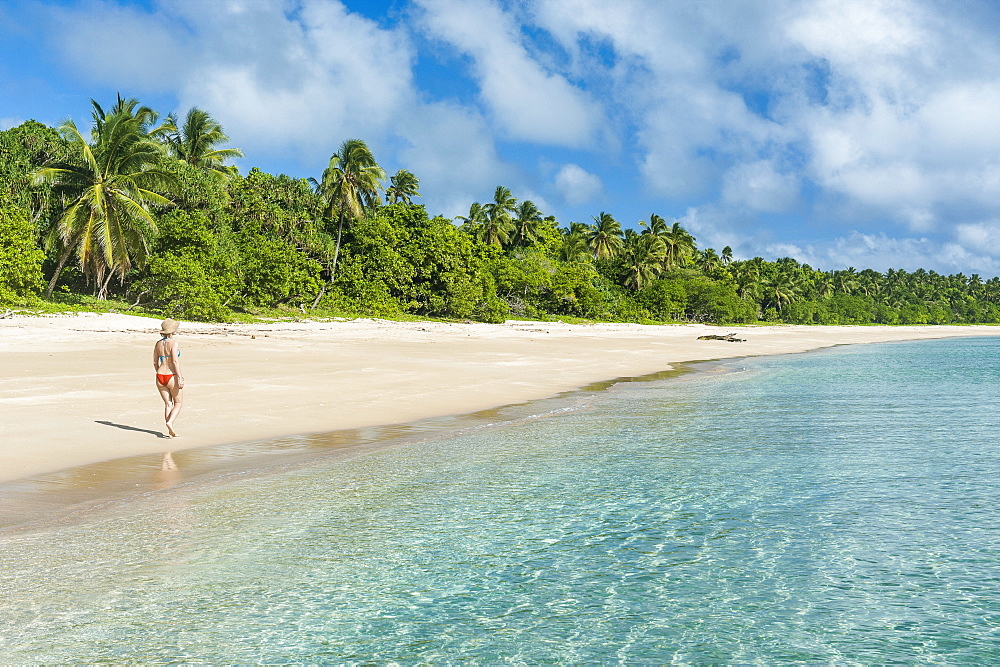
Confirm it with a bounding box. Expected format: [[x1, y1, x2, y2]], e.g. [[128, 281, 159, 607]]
[[2, 337, 1000, 662]]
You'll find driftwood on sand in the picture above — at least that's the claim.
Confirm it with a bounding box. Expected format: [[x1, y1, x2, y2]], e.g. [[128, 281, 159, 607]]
[[697, 333, 746, 342]]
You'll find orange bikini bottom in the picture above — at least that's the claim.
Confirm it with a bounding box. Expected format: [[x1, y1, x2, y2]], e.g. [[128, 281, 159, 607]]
[[156, 373, 174, 386]]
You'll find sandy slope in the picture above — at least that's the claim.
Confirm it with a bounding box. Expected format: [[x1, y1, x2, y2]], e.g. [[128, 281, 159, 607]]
[[2, 312, 998, 483]]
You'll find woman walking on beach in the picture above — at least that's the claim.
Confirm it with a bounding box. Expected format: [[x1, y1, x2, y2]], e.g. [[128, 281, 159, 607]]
[[154, 318, 184, 437]]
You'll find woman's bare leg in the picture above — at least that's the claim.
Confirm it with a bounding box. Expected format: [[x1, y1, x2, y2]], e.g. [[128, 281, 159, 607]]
[[157, 382, 174, 436], [165, 384, 183, 437]]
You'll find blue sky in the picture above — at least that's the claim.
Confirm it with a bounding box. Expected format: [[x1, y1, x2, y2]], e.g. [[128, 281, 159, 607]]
[[4, 0, 1000, 275]]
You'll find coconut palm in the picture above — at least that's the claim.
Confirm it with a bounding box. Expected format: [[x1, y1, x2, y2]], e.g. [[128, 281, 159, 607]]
[[662, 222, 696, 269], [639, 213, 668, 237], [164, 107, 243, 179], [721, 245, 733, 265], [318, 138, 384, 257], [623, 233, 666, 290], [385, 169, 420, 204], [512, 200, 543, 247], [34, 105, 178, 298], [832, 268, 858, 294], [479, 214, 514, 247], [730, 258, 764, 301], [815, 274, 835, 299], [699, 247, 721, 273], [587, 211, 623, 260], [456, 202, 486, 233], [480, 186, 517, 247], [764, 272, 801, 311], [559, 231, 591, 263], [557, 223, 590, 262], [90, 94, 172, 142], [312, 139, 385, 307]]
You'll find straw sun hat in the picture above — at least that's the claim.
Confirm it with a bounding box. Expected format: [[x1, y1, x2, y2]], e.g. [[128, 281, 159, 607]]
[[160, 318, 180, 334]]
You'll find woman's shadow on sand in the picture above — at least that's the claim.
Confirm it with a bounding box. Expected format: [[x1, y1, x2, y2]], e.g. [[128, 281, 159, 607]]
[[95, 420, 171, 439]]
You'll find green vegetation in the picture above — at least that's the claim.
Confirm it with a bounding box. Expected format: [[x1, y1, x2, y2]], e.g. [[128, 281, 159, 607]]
[[2, 95, 999, 325]]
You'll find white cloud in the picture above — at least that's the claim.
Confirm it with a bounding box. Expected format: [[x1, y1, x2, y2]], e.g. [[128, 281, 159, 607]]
[[955, 221, 1000, 258], [822, 232, 973, 272], [396, 101, 512, 218], [786, 1, 1000, 231], [183, 1, 415, 152], [49, 0, 414, 152], [42, 0, 518, 218], [28, 0, 1000, 275], [531, 0, 1000, 270], [673, 206, 743, 256], [801, 84, 1000, 230], [533, 0, 794, 200], [786, 0, 928, 81], [759, 231, 1000, 275], [0, 117, 23, 130], [415, 0, 601, 148], [675, 202, 1000, 274], [554, 164, 603, 206], [49, 2, 188, 91], [721, 160, 798, 212], [764, 242, 809, 261]]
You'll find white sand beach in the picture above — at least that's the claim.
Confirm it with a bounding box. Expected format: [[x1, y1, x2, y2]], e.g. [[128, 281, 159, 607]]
[[2, 313, 998, 484]]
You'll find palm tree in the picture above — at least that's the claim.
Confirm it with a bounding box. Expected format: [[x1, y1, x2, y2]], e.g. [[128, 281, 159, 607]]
[[456, 201, 486, 233], [587, 211, 623, 260], [385, 169, 420, 204], [641, 215, 695, 270], [858, 268, 881, 298], [698, 248, 720, 273], [729, 258, 763, 301], [721, 246, 733, 265], [34, 104, 178, 298], [559, 230, 591, 263], [764, 273, 801, 311], [312, 138, 385, 307], [832, 268, 858, 294], [512, 200, 543, 247], [815, 274, 835, 299], [90, 94, 172, 142], [663, 222, 696, 269], [480, 186, 517, 247], [623, 233, 666, 290], [164, 107, 243, 179], [639, 213, 668, 237]]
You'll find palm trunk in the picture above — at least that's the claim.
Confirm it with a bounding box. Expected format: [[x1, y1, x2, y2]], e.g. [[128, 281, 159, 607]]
[[311, 208, 348, 309], [311, 278, 330, 310], [44, 243, 75, 298], [97, 270, 114, 300], [331, 208, 346, 276]]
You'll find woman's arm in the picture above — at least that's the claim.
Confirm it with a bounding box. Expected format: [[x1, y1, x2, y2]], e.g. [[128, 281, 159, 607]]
[[169, 341, 185, 388]]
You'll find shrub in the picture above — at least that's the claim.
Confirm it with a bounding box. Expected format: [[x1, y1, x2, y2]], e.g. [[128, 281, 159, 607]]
[[0, 205, 44, 304], [141, 252, 232, 321]]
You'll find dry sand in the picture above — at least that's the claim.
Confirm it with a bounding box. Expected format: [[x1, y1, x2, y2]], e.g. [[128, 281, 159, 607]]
[[2, 313, 999, 484]]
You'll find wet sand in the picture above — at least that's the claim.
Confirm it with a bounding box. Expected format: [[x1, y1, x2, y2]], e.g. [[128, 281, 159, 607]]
[[3, 312, 999, 485]]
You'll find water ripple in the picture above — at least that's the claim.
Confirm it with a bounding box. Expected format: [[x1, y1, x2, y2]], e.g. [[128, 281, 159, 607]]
[[2, 338, 1000, 662]]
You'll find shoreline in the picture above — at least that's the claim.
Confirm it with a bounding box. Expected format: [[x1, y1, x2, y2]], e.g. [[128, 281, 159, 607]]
[[0, 361, 706, 532], [4, 313, 1000, 494], [0, 359, 727, 532]]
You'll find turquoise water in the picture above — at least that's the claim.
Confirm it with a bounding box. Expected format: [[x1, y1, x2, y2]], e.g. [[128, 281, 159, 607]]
[[2, 337, 1000, 662]]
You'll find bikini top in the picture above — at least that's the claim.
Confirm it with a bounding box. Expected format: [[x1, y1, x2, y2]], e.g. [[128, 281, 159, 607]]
[[158, 336, 180, 364]]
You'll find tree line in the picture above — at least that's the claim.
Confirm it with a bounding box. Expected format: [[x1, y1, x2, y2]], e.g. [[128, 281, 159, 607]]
[[2, 94, 1000, 325]]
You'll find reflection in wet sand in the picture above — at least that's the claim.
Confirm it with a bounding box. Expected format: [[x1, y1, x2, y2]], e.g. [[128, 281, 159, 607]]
[[0, 360, 717, 534], [155, 452, 180, 490]]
